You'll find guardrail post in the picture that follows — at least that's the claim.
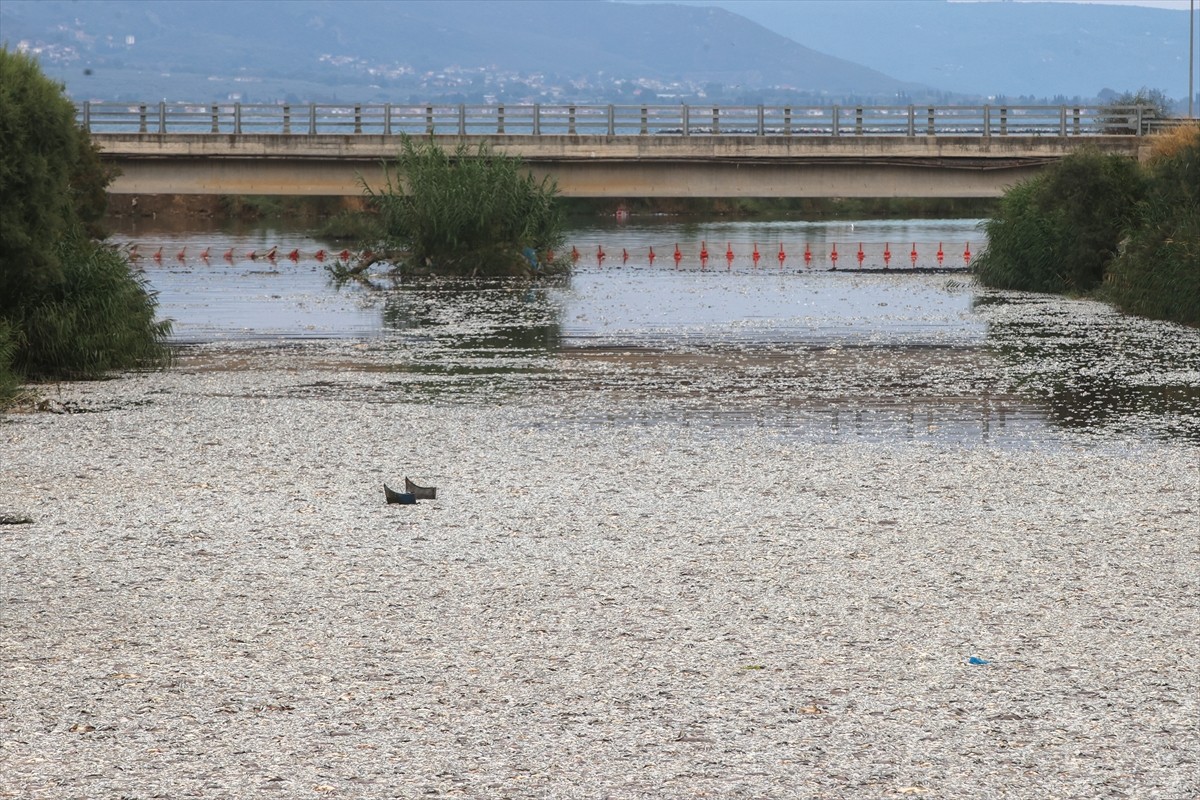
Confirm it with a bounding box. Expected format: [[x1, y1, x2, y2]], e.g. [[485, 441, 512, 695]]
[[712, 106, 719, 134], [234, 103, 242, 135], [309, 104, 316, 135], [81, 101, 90, 131], [1072, 107, 1080, 135], [533, 104, 540, 136], [458, 104, 466, 136], [855, 106, 863, 135], [608, 105, 615, 136], [1059, 105, 1066, 136], [1136, 105, 1144, 134], [641, 105, 648, 135], [211, 103, 219, 133], [784, 106, 792, 136], [498, 104, 505, 134], [158, 101, 166, 133], [425, 105, 434, 134], [984, 105, 992, 138], [283, 104, 291, 135], [999, 107, 1007, 136], [682, 105, 690, 136], [907, 105, 915, 136], [757, 105, 764, 136], [384, 104, 391, 135], [568, 105, 575, 135], [927, 106, 935, 136], [354, 104, 362, 134], [139, 104, 147, 133], [832, 105, 840, 136]]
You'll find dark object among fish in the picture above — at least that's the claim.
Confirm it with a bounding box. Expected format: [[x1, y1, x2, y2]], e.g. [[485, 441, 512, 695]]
[[384, 484, 417, 505], [405, 477, 437, 500]]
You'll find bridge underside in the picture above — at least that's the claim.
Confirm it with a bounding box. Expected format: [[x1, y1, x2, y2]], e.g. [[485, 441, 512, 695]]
[[105, 157, 1051, 198], [95, 133, 1142, 199]]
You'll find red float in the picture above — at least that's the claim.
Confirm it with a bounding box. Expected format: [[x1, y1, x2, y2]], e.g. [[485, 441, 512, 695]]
[[883, 243, 892, 268], [910, 243, 918, 267], [830, 243, 839, 267], [856, 243, 865, 268], [803, 243, 812, 267], [752, 243, 760, 267], [963, 243, 972, 264], [936, 242, 944, 266]]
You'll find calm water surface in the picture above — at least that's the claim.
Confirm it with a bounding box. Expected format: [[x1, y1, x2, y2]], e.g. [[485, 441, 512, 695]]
[[109, 217, 1200, 446]]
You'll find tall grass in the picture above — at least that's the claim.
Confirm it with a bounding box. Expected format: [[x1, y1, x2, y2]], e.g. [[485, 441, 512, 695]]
[[1102, 125, 1200, 326], [365, 136, 565, 275], [0, 319, 19, 406], [8, 229, 172, 380]]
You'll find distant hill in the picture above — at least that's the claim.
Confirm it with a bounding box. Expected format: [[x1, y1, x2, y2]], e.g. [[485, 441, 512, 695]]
[[0, 0, 932, 104], [686, 0, 1196, 104]]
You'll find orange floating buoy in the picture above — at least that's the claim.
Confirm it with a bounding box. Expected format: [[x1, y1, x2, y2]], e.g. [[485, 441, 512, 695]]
[[648, 246, 656, 265], [803, 243, 812, 267], [266, 246, 278, 261], [830, 243, 839, 267], [622, 248, 629, 264], [673, 244, 682, 265], [778, 243, 786, 266], [699, 240, 709, 264], [153, 247, 163, 262], [752, 243, 760, 267], [910, 243, 918, 267], [963, 243, 972, 264], [339, 249, 351, 261], [288, 248, 300, 262], [314, 249, 326, 262], [223, 248, 234, 261], [597, 244, 606, 264], [936, 242, 944, 266], [856, 243, 865, 268], [200, 247, 210, 260], [883, 243, 892, 268], [176, 246, 187, 261], [725, 242, 734, 267]]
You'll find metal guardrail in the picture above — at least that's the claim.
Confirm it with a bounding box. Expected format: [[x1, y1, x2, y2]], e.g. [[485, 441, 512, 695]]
[[77, 102, 1158, 137]]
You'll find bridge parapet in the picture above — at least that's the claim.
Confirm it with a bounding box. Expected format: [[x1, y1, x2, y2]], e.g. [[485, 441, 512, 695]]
[[78, 102, 1156, 138]]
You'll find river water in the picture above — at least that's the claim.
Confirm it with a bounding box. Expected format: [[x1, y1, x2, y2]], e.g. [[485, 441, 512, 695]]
[[108, 217, 1200, 447]]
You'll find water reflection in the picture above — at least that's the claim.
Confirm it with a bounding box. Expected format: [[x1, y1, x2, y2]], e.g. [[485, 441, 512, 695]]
[[980, 294, 1200, 443], [106, 218, 1199, 446], [382, 279, 563, 350]]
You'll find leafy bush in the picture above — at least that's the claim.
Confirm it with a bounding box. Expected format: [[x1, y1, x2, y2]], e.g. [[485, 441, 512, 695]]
[[1102, 126, 1200, 326], [1, 46, 171, 403], [9, 231, 173, 379], [364, 135, 565, 276], [974, 149, 1145, 293]]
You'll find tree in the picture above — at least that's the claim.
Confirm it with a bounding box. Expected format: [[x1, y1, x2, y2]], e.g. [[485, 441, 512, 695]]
[[0, 47, 170, 399]]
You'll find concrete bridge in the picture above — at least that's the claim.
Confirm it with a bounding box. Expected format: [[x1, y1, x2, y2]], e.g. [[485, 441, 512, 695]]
[[80, 102, 1155, 198]]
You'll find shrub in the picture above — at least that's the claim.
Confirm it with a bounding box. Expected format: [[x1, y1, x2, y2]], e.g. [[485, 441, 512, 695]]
[[364, 135, 565, 276], [1103, 126, 1200, 326], [9, 231, 173, 379], [974, 149, 1145, 293]]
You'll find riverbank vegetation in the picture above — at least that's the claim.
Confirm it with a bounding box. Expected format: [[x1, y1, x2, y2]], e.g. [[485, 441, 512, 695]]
[[344, 135, 567, 278], [1, 48, 171, 409], [975, 126, 1199, 326]]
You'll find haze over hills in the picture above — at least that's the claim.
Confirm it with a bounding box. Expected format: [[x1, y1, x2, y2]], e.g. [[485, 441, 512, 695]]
[[686, 0, 1197, 104], [1, 0, 1195, 108]]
